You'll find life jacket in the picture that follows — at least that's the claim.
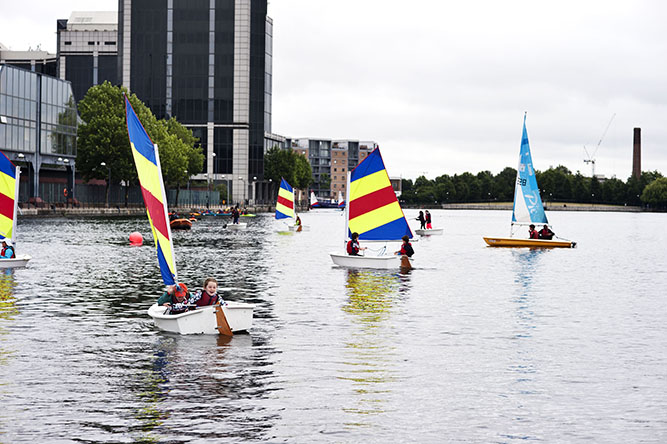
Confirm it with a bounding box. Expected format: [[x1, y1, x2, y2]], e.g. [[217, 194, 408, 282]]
[[347, 240, 359, 255], [539, 228, 553, 240], [529, 229, 539, 239], [401, 242, 414, 257], [1, 246, 16, 259], [195, 290, 219, 307]]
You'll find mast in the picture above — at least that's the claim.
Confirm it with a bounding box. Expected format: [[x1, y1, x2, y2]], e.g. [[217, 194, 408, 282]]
[[13, 166, 20, 248], [343, 171, 350, 245]]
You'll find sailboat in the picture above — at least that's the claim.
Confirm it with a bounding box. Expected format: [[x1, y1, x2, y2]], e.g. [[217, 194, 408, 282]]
[[275, 178, 308, 231], [330, 148, 414, 269], [483, 115, 576, 248], [0, 153, 31, 268], [309, 191, 339, 209], [124, 95, 254, 334], [337, 190, 345, 209]]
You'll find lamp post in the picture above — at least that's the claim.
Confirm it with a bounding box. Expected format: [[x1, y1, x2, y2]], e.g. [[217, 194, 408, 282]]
[[220, 174, 230, 206], [204, 173, 211, 209], [184, 169, 190, 207], [252, 176, 257, 205], [100, 162, 111, 207], [238, 176, 246, 205]]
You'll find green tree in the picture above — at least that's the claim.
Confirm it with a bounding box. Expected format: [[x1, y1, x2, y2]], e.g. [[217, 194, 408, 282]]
[[264, 146, 295, 184], [294, 154, 313, 190], [492, 167, 517, 202], [641, 177, 667, 208]]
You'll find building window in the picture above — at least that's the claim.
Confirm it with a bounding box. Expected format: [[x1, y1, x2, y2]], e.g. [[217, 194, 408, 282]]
[[64, 41, 72, 46], [104, 41, 116, 45], [87, 41, 95, 45]]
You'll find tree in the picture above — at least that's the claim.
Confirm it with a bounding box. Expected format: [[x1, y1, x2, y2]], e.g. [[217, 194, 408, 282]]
[[264, 146, 295, 184], [641, 177, 667, 208], [294, 154, 313, 190]]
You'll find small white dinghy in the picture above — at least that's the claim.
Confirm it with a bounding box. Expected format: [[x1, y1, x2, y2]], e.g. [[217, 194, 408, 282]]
[[415, 228, 443, 236], [0, 254, 32, 269], [147, 302, 255, 335], [330, 252, 404, 269], [227, 222, 247, 230]]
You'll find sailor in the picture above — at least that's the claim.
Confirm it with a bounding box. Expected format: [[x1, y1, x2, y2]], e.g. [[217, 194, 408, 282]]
[[528, 224, 539, 239], [416, 211, 426, 229], [191, 277, 223, 307], [395, 235, 414, 257], [157, 282, 192, 313], [0, 239, 16, 259], [539, 224, 555, 240], [346, 232, 367, 256]]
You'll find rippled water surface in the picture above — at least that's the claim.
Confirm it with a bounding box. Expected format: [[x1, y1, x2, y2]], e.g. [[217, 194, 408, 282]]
[[1, 209, 666, 443]]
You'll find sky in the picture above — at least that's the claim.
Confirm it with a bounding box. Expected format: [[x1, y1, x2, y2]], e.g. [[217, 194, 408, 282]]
[[2, 0, 666, 180]]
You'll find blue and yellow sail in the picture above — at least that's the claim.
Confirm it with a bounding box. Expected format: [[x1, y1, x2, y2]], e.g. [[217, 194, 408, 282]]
[[512, 115, 548, 226], [275, 178, 295, 220], [0, 152, 19, 242], [348, 148, 412, 241], [125, 96, 177, 286]]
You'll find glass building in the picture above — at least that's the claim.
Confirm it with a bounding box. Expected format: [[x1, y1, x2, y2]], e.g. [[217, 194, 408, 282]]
[[119, 0, 272, 203], [0, 64, 78, 202]]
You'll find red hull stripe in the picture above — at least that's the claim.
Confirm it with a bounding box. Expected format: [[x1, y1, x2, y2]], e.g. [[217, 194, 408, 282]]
[[141, 186, 170, 240], [348, 185, 396, 220], [277, 195, 294, 209]]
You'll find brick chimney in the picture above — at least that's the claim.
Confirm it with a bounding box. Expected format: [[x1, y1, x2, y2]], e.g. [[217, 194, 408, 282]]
[[632, 128, 641, 179]]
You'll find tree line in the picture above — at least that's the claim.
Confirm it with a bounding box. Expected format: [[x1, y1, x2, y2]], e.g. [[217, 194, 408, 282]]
[[401, 166, 667, 208]]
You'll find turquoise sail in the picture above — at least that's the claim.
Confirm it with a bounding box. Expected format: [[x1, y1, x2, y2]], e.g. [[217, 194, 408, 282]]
[[512, 116, 548, 225]]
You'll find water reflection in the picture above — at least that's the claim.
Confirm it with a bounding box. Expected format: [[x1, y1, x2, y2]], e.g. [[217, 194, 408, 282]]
[[0, 269, 17, 367], [340, 269, 411, 428]]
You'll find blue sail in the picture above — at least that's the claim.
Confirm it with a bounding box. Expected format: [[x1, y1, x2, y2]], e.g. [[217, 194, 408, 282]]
[[512, 116, 548, 225]]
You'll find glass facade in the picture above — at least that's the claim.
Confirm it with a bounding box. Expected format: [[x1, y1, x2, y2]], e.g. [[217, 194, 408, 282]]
[[213, 0, 234, 123], [130, 0, 168, 118], [213, 127, 233, 173], [249, 0, 267, 178], [65, 55, 93, 102], [0, 65, 76, 157]]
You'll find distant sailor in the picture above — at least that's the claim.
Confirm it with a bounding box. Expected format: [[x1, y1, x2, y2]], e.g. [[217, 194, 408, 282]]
[[528, 224, 539, 239], [539, 224, 555, 240], [0, 239, 16, 259], [416, 211, 426, 229], [425, 210, 432, 229]]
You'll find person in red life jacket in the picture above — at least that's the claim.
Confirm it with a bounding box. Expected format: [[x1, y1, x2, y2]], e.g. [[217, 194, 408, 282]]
[[157, 282, 192, 314], [0, 239, 16, 259], [191, 277, 224, 307], [528, 224, 539, 239], [395, 235, 414, 257], [538, 224, 555, 240], [346, 232, 367, 256], [425, 210, 432, 229]]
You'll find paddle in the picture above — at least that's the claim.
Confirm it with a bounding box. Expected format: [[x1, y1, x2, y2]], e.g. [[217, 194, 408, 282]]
[[214, 303, 233, 336]]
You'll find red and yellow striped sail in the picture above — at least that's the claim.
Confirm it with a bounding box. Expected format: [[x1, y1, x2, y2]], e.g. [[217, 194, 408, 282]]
[[348, 148, 412, 241], [0, 152, 18, 241], [125, 96, 177, 286], [275, 178, 295, 220]]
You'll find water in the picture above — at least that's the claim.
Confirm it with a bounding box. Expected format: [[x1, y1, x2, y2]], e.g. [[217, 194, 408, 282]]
[[1, 209, 666, 443]]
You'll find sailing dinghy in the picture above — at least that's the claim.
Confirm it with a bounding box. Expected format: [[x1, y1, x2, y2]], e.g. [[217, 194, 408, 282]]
[[125, 95, 254, 334], [483, 115, 576, 248], [275, 178, 308, 231], [0, 153, 31, 268], [330, 148, 414, 269]]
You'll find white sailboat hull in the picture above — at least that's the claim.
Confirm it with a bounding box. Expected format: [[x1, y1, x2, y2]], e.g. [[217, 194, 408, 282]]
[[415, 228, 443, 236], [288, 225, 309, 232], [330, 252, 404, 269], [147, 302, 254, 335], [0, 254, 32, 269], [227, 222, 247, 230]]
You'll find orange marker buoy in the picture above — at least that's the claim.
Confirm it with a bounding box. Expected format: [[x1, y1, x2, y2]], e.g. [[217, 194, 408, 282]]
[[129, 231, 143, 246]]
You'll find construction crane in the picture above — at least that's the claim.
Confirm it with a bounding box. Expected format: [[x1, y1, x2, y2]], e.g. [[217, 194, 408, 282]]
[[584, 113, 616, 177]]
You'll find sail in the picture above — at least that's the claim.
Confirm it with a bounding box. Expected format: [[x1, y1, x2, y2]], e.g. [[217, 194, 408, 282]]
[[348, 148, 412, 241], [125, 96, 177, 286], [0, 152, 18, 242], [337, 191, 345, 209], [310, 191, 320, 208], [512, 116, 548, 225], [275, 178, 295, 220]]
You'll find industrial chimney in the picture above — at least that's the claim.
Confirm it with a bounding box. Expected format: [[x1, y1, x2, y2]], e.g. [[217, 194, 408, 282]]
[[632, 128, 641, 179]]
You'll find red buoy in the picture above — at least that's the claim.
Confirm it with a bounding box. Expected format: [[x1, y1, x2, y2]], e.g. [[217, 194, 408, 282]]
[[129, 231, 143, 246]]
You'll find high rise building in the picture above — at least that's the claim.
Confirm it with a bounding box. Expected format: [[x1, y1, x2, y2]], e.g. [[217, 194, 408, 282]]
[[56, 11, 119, 103], [118, 0, 272, 203]]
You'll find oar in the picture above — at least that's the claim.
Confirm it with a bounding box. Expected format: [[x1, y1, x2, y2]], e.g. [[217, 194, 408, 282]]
[[214, 303, 233, 336]]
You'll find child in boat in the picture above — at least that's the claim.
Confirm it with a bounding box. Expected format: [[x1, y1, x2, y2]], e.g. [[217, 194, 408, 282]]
[[528, 224, 539, 239], [395, 235, 415, 257], [346, 232, 367, 256], [416, 211, 426, 229], [538, 224, 555, 240], [157, 282, 192, 314], [191, 277, 224, 307], [0, 239, 16, 259], [425, 210, 432, 229]]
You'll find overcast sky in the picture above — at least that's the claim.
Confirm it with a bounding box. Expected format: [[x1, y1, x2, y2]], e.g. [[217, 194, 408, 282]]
[[2, 1, 666, 180]]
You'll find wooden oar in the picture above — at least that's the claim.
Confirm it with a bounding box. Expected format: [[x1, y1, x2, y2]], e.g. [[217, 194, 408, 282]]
[[214, 303, 233, 336]]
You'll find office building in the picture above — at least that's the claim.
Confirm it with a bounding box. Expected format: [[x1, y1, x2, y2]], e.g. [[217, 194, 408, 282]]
[[0, 64, 78, 202], [56, 11, 119, 102], [0, 42, 57, 76], [118, 0, 272, 203]]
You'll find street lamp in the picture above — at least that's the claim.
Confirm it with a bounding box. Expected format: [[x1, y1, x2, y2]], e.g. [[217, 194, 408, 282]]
[[184, 169, 190, 207], [100, 162, 111, 207], [220, 174, 230, 206], [238, 176, 246, 204], [204, 173, 211, 209]]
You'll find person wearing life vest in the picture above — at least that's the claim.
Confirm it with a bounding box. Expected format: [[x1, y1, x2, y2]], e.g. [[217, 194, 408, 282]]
[[157, 282, 192, 314], [0, 239, 16, 259], [395, 235, 414, 257], [539, 224, 555, 240], [190, 277, 224, 307], [346, 232, 367, 256], [528, 224, 539, 239]]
